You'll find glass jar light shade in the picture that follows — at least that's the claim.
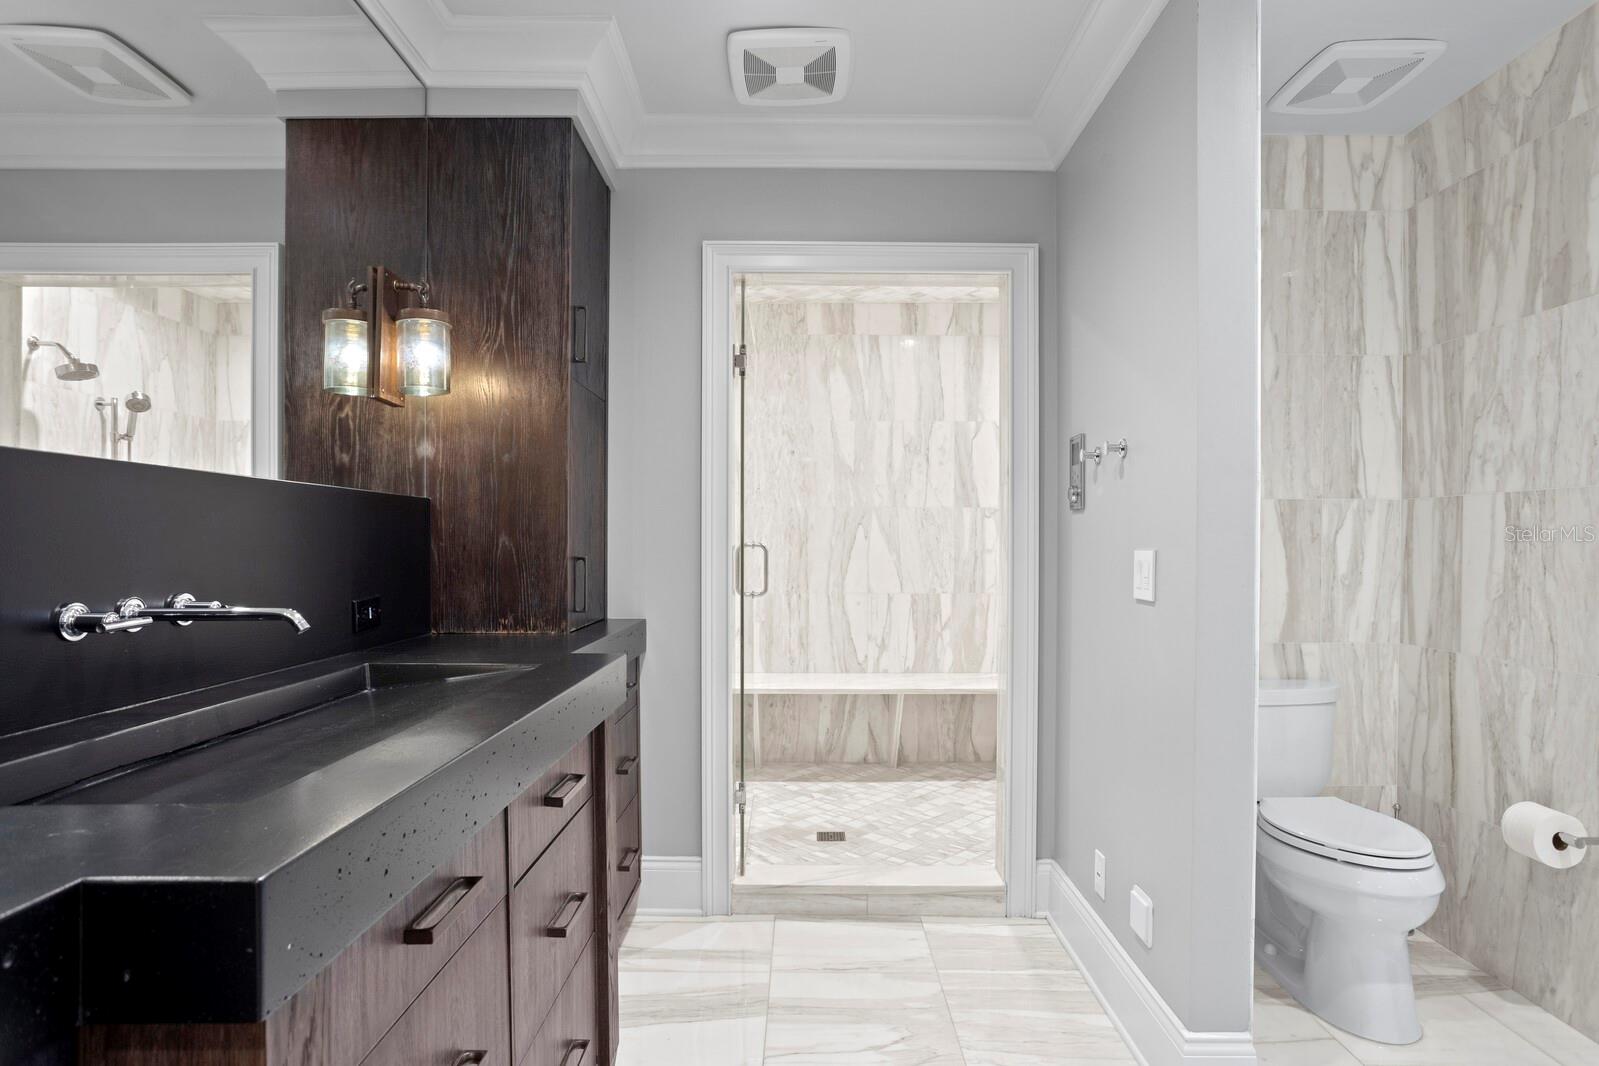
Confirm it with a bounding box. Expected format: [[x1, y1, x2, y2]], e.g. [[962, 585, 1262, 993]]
[[321, 308, 371, 395], [398, 307, 451, 397]]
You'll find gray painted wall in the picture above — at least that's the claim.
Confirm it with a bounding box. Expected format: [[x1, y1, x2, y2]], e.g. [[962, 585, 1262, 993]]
[[606, 167, 1060, 858], [1055, 0, 1259, 1033], [0, 170, 284, 243]]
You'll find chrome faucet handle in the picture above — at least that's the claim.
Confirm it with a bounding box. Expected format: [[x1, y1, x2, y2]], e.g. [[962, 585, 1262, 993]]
[[54, 602, 153, 641], [165, 592, 223, 625]]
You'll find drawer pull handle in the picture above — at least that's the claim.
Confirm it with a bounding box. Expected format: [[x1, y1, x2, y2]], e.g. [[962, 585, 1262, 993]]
[[617, 847, 640, 874], [547, 891, 588, 937], [615, 755, 639, 776], [402, 876, 481, 945], [626, 679, 638, 691], [543, 772, 587, 808], [452, 1053, 488, 1066], [559, 1039, 591, 1066]]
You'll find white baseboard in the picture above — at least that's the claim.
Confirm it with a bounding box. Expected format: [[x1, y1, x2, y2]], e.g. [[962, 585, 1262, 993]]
[[639, 856, 705, 916], [1035, 860, 1257, 1066]]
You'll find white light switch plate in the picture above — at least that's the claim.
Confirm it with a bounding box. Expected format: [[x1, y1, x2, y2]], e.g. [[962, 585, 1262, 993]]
[[1130, 886, 1153, 947], [1133, 550, 1156, 603], [1094, 850, 1106, 900]]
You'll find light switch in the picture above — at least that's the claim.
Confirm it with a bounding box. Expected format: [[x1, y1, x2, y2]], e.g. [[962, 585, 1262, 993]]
[[1133, 550, 1156, 603], [1130, 886, 1153, 947]]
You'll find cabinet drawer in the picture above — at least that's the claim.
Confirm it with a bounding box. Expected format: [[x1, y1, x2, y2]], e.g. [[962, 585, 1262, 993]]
[[606, 704, 639, 821], [510, 732, 594, 882], [361, 901, 511, 1066], [268, 813, 508, 1066], [511, 799, 597, 1066], [608, 794, 641, 927], [523, 941, 600, 1066]]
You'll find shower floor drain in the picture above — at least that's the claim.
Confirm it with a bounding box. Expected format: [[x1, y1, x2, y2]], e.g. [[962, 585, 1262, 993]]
[[816, 831, 846, 842]]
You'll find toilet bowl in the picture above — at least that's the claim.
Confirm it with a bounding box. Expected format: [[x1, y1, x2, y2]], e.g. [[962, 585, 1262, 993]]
[[1255, 681, 1445, 1045]]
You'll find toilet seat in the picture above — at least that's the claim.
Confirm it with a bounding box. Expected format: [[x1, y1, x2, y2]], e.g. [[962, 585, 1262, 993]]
[[1258, 797, 1435, 871]]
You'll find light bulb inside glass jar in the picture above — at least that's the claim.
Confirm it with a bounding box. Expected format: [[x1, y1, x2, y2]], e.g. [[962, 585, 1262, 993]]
[[397, 307, 451, 397], [321, 308, 371, 396]]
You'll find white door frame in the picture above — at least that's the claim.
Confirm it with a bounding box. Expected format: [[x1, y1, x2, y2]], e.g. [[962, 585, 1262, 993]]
[[699, 240, 1040, 916], [0, 242, 282, 478]]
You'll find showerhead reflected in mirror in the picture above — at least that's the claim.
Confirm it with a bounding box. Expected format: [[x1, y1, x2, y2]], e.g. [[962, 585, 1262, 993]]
[[4, 274, 253, 474], [26, 336, 100, 381]]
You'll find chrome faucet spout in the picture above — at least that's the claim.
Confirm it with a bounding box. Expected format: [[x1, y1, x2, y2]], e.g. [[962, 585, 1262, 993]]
[[118, 594, 311, 634]]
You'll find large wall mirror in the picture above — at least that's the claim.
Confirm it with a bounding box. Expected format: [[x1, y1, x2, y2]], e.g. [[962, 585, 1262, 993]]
[[0, 244, 280, 478]]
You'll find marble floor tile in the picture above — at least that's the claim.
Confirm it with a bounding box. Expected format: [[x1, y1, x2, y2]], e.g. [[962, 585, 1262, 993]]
[[622, 917, 774, 974], [921, 917, 1076, 974], [1257, 1040, 1365, 1066], [937, 968, 1136, 1064], [764, 969, 966, 1065], [1463, 989, 1599, 1066], [1325, 994, 1560, 1065], [771, 917, 935, 974], [617, 969, 770, 1066]]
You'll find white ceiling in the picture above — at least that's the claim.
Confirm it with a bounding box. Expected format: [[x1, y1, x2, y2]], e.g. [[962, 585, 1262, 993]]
[[3, 0, 1593, 171], [0, 0, 1165, 171], [1262, 0, 1594, 135]]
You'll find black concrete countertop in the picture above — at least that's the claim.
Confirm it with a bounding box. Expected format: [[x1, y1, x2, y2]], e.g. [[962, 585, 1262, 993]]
[[0, 622, 645, 1034]]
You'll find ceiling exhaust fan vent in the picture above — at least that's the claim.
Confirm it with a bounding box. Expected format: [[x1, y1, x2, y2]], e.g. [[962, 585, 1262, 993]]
[[0, 26, 189, 107], [1269, 39, 1445, 116], [728, 29, 851, 107]]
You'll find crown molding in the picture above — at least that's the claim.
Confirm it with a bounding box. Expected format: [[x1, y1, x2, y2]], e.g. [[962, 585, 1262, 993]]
[[1035, 0, 1171, 166], [0, 114, 283, 169], [0, 0, 1167, 172]]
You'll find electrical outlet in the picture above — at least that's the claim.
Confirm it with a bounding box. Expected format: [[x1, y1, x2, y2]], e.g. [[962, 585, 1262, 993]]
[[1133, 550, 1156, 603], [352, 596, 382, 633], [1129, 886, 1153, 948], [1093, 850, 1106, 900]]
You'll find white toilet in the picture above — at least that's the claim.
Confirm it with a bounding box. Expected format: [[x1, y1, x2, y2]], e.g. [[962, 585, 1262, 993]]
[[1255, 679, 1445, 1045]]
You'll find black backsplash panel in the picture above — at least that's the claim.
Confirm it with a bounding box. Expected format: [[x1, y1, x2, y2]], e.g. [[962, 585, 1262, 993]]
[[0, 447, 430, 737]]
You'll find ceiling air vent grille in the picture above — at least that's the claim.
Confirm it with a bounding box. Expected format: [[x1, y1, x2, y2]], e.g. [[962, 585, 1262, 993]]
[[0, 26, 189, 106], [728, 29, 850, 107], [1269, 40, 1444, 116]]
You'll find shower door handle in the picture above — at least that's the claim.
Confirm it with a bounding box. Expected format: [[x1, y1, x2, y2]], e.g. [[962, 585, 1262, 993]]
[[735, 542, 769, 598]]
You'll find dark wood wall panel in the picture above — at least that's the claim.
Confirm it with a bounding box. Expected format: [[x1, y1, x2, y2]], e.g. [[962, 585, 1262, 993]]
[[425, 118, 570, 633], [284, 119, 427, 497], [284, 117, 591, 634]]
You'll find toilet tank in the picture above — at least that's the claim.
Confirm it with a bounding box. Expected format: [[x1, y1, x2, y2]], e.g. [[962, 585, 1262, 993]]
[[1257, 679, 1338, 798]]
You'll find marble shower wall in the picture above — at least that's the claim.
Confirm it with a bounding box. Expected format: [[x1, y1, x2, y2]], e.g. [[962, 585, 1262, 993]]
[[740, 292, 1008, 766], [1262, 2, 1599, 1040], [1, 281, 253, 475]]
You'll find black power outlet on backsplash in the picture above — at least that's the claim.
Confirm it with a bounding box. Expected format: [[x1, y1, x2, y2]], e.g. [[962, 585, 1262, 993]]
[[352, 597, 383, 633]]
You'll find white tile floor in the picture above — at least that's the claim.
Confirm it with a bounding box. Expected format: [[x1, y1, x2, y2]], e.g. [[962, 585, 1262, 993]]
[[618, 919, 1599, 1066], [1256, 934, 1599, 1066], [616, 916, 1134, 1065]]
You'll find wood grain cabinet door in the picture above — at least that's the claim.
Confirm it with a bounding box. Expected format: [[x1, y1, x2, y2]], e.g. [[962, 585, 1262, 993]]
[[360, 902, 512, 1066], [510, 800, 597, 1065], [508, 732, 595, 882], [567, 130, 610, 401], [566, 381, 607, 632]]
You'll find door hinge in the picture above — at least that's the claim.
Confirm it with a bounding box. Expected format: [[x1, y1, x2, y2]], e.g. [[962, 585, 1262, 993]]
[[733, 346, 747, 376], [734, 782, 747, 808]]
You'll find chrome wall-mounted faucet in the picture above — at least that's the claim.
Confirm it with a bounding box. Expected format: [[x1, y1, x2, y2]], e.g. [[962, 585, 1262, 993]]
[[54, 592, 310, 641]]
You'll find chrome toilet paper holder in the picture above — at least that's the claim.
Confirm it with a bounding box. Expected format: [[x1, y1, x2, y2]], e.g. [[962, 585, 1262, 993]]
[[1554, 832, 1599, 851]]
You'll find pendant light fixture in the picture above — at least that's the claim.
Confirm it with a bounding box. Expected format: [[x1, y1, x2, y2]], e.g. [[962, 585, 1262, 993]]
[[398, 118, 450, 397], [321, 279, 370, 396], [396, 280, 451, 397]]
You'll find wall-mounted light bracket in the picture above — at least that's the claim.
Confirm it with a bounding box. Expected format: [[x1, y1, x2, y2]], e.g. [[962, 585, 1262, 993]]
[[368, 265, 409, 407]]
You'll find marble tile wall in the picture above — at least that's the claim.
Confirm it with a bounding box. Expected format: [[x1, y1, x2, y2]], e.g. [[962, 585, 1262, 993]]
[[737, 293, 1008, 765], [1, 281, 252, 475], [1262, 2, 1599, 1040]]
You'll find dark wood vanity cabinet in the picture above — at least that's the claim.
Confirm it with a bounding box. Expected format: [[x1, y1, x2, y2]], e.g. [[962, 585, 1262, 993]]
[[79, 659, 642, 1066], [285, 118, 611, 634]]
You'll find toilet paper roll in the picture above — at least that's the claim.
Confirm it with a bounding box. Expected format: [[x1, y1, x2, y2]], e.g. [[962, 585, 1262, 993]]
[[1502, 801, 1588, 869]]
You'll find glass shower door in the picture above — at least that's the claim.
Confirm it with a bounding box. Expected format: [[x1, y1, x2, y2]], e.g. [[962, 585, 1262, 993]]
[[731, 275, 765, 878]]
